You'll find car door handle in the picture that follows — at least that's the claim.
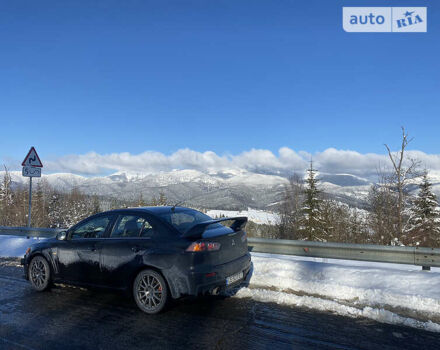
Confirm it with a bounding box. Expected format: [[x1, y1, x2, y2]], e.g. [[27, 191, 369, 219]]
[[131, 246, 141, 253]]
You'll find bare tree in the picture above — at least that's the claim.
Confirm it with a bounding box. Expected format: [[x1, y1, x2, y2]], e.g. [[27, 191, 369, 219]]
[[278, 173, 304, 239], [367, 171, 399, 245], [136, 193, 146, 207], [347, 208, 369, 244], [319, 196, 369, 244], [158, 191, 167, 206], [0, 166, 12, 225], [32, 179, 50, 227], [91, 194, 101, 214], [384, 127, 421, 239]]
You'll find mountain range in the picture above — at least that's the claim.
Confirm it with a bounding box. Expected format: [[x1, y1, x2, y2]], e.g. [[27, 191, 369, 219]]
[[3, 169, 440, 211]]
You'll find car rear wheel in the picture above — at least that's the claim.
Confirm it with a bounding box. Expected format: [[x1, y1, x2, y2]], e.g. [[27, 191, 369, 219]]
[[133, 269, 168, 314], [29, 256, 51, 291]]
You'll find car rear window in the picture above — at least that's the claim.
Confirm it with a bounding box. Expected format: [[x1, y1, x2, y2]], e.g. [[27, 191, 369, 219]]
[[157, 209, 221, 234]]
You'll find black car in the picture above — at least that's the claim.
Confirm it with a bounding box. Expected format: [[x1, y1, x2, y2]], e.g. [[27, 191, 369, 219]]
[[21, 206, 251, 314]]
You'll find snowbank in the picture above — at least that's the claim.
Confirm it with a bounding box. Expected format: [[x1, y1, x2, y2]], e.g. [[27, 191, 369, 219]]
[[207, 208, 279, 225], [235, 253, 440, 332]]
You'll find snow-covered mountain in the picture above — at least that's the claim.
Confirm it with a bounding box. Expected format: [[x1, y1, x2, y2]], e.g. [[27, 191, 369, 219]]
[[5, 169, 440, 210], [1, 169, 378, 210]]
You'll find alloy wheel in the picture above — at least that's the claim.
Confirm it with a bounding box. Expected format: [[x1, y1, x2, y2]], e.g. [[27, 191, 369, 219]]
[[134, 270, 168, 314], [29, 256, 51, 291]]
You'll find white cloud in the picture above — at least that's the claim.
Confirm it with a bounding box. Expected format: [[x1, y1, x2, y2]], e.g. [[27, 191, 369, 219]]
[[19, 147, 440, 179], [313, 148, 386, 177]]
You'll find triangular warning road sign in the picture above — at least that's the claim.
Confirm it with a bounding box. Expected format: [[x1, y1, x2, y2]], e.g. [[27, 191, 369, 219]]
[[22, 147, 43, 167]]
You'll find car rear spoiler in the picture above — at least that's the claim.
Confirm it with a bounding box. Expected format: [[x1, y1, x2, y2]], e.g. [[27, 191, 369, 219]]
[[182, 217, 248, 238]]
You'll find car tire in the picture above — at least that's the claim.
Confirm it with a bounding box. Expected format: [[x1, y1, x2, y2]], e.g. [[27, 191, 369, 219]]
[[133, 269, 168, 314], [28, 256, 51, 292]]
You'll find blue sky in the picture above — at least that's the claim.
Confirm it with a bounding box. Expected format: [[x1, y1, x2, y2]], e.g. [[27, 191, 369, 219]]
[[0, 0, 438, 173]]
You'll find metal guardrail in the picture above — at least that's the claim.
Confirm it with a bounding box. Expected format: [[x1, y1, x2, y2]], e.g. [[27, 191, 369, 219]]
[[248, 237, 440, 269], [0, 226, 64, 238], [1, 226, 439, 269]]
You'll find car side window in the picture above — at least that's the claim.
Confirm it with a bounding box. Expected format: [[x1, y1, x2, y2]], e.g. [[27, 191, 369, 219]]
[[70, 216, 112, 239], [140, 220, 155, 238], [111, 215, 155, 238]]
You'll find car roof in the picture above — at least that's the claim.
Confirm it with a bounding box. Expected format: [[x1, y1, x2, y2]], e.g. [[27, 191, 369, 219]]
[[103, 206, 196, 216]]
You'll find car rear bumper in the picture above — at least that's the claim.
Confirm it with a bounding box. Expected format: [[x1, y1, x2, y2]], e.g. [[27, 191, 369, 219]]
[[186, 252, 252, 296]]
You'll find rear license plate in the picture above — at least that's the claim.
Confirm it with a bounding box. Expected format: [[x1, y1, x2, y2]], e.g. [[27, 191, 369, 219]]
[[226, 271, 243, 286]]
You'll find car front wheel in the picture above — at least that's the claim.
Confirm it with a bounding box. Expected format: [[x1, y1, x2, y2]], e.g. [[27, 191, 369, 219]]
[[133, 269, 168, 314], [29, 256, 51, 291]]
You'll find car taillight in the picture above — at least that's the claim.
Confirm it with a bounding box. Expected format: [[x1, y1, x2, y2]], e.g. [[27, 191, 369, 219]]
[[186, 241, 221, 252]]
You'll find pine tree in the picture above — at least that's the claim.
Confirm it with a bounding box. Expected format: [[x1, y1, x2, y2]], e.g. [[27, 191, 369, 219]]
[[300, 162, 326, 241], [404, 171, 440, 247]]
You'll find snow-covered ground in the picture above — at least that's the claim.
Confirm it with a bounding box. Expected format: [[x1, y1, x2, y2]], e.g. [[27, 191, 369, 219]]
[[236, 253, 440, 332], [207, 208, 280, 225], [1, 235, 439, 332]]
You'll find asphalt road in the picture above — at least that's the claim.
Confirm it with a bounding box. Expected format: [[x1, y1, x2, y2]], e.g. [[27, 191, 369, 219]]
[[0, 258, 439, 350]]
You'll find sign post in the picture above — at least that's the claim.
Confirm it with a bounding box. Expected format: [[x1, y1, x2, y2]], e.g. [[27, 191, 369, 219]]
[[28, 177, 32, 228], [22, 147, 43, 228]]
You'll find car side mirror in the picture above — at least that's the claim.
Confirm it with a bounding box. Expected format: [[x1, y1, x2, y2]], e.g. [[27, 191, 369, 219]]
[[57, 231, 67, 241]]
